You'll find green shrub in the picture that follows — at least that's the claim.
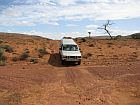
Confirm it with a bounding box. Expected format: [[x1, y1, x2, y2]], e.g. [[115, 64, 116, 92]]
[[30, 57, 38, 64], [81, 38, 86, 42], [38, 48, 47, 58], [19, 52, 29, 61], [24, 48, 30, 53], [12, 56, 18, 62], [0, 48, 6, 61], [114, 35, 122, 40], [0, 48, 4, 57], [0, 60, 6, 66], [0, 55, 6, 61], [0, 38, 4, 44], [131, 33, 140, 39], [0, 48, 6, 66], [19, 49, 30, 61], [38, 48, 46, 54], [0, 45, 13, 53]]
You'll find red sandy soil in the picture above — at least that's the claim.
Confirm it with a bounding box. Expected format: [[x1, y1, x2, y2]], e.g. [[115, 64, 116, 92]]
[[0, 33, 140, 105]]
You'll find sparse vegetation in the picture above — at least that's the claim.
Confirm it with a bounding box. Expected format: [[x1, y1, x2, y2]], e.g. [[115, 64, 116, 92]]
[[19, 49, 30, 61], [12, 56, 18, 62], [24, 48, 30, 53], [0, 38, 4, 44], [0, 48, 6, 66], [0, 48, 4, 57], [4, 92, 22, 105], [81, 38, 86, 42], [0, 33, 140, 105], [83, 53, 92, 59], [88, 43, 95, 47], [131, 33, 140, 39], [114, 35, 122, 40], [30, 57, 38, 64], [38, 47, 47, 58], [0, 45, 14, 53], [0, 60, 6, 66], [0, 33, 139, 67]]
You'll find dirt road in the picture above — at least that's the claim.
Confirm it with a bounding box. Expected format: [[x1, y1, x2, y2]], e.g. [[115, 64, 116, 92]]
[[0, 61, 140, 105]]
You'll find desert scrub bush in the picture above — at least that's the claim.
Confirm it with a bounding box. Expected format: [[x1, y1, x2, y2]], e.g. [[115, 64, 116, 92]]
[[0, 38, 4, 44], [88, 44, 95, 47], [38, 48, 46, 54], [20, 52, 29, 61], [30, 57, 38, 64], [114, 35, 122, 40], [12, 56, 18, 62], [83, 53, 92, 59], [19, 49, 30, 61], [130, 33, 140, 39], [81, 38, 86, 42], [0, 48, 3, 56], [4, 92, 22, 105], [0, 60, 6, 66], [24, 48, 30, 53], [0, 48, 6, 66], [0, 45, 13, 53], [38, 47, 47, 58]]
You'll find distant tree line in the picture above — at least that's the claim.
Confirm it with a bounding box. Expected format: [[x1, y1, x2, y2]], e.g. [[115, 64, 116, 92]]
[[131, 33, 140, 39]]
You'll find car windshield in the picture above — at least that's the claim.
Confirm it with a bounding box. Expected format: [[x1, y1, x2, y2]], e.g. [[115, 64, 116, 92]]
[[63, 45, 78, 51]]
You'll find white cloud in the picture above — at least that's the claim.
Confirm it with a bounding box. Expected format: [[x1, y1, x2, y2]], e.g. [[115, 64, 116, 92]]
[[0, 0, 140, 26], [92, 26, 140, 36], [22, 30, 86, 39], [57, 0, 77, 6], [2, 7, 22, 17], [47, 22, 59, 26], [66, 24, 79, 27], [86, 24, 99, 29], [110, 28, 139, 36]]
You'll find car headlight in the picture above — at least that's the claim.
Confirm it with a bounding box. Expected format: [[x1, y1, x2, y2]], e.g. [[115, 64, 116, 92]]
[[62, 56, 67, 58], [78, 56, 81, 58]]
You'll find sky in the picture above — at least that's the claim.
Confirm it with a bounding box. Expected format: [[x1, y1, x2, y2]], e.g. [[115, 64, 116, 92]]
[[0, 0, 140, 39]]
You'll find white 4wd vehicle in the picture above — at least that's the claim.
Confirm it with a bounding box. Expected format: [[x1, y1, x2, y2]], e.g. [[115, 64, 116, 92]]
[[59, 38, 82, 65]]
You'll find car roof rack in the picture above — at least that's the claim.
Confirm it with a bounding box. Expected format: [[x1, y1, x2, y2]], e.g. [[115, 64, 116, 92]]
[[62, 37, 72, 39]]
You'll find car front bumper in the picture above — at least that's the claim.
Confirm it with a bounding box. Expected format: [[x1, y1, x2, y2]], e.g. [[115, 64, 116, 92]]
[[63, 58, 81, 62], [62, 57, 81, 61]]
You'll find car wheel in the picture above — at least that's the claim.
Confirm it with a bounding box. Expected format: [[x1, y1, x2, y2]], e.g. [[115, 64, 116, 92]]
[[62, 60, 65, 65], [78, 61, 81, 65]]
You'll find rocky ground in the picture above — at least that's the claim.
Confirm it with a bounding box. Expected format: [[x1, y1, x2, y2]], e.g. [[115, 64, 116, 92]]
[[0, 33, 140, 105]]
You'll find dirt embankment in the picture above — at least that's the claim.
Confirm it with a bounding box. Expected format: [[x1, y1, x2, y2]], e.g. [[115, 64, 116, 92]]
[[0, 34, 140, 105]]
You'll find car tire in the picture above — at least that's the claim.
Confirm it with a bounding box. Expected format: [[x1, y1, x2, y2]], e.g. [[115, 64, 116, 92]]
[[62, 60, 65, 65], [78, 61, 81, 65]]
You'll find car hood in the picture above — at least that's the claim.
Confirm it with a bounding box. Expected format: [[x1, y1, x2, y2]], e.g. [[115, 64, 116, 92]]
[[62, 51, 81, 56]]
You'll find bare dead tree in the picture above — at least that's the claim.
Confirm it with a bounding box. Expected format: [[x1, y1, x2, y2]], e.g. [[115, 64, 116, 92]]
[[98, 20, 114, 39]]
